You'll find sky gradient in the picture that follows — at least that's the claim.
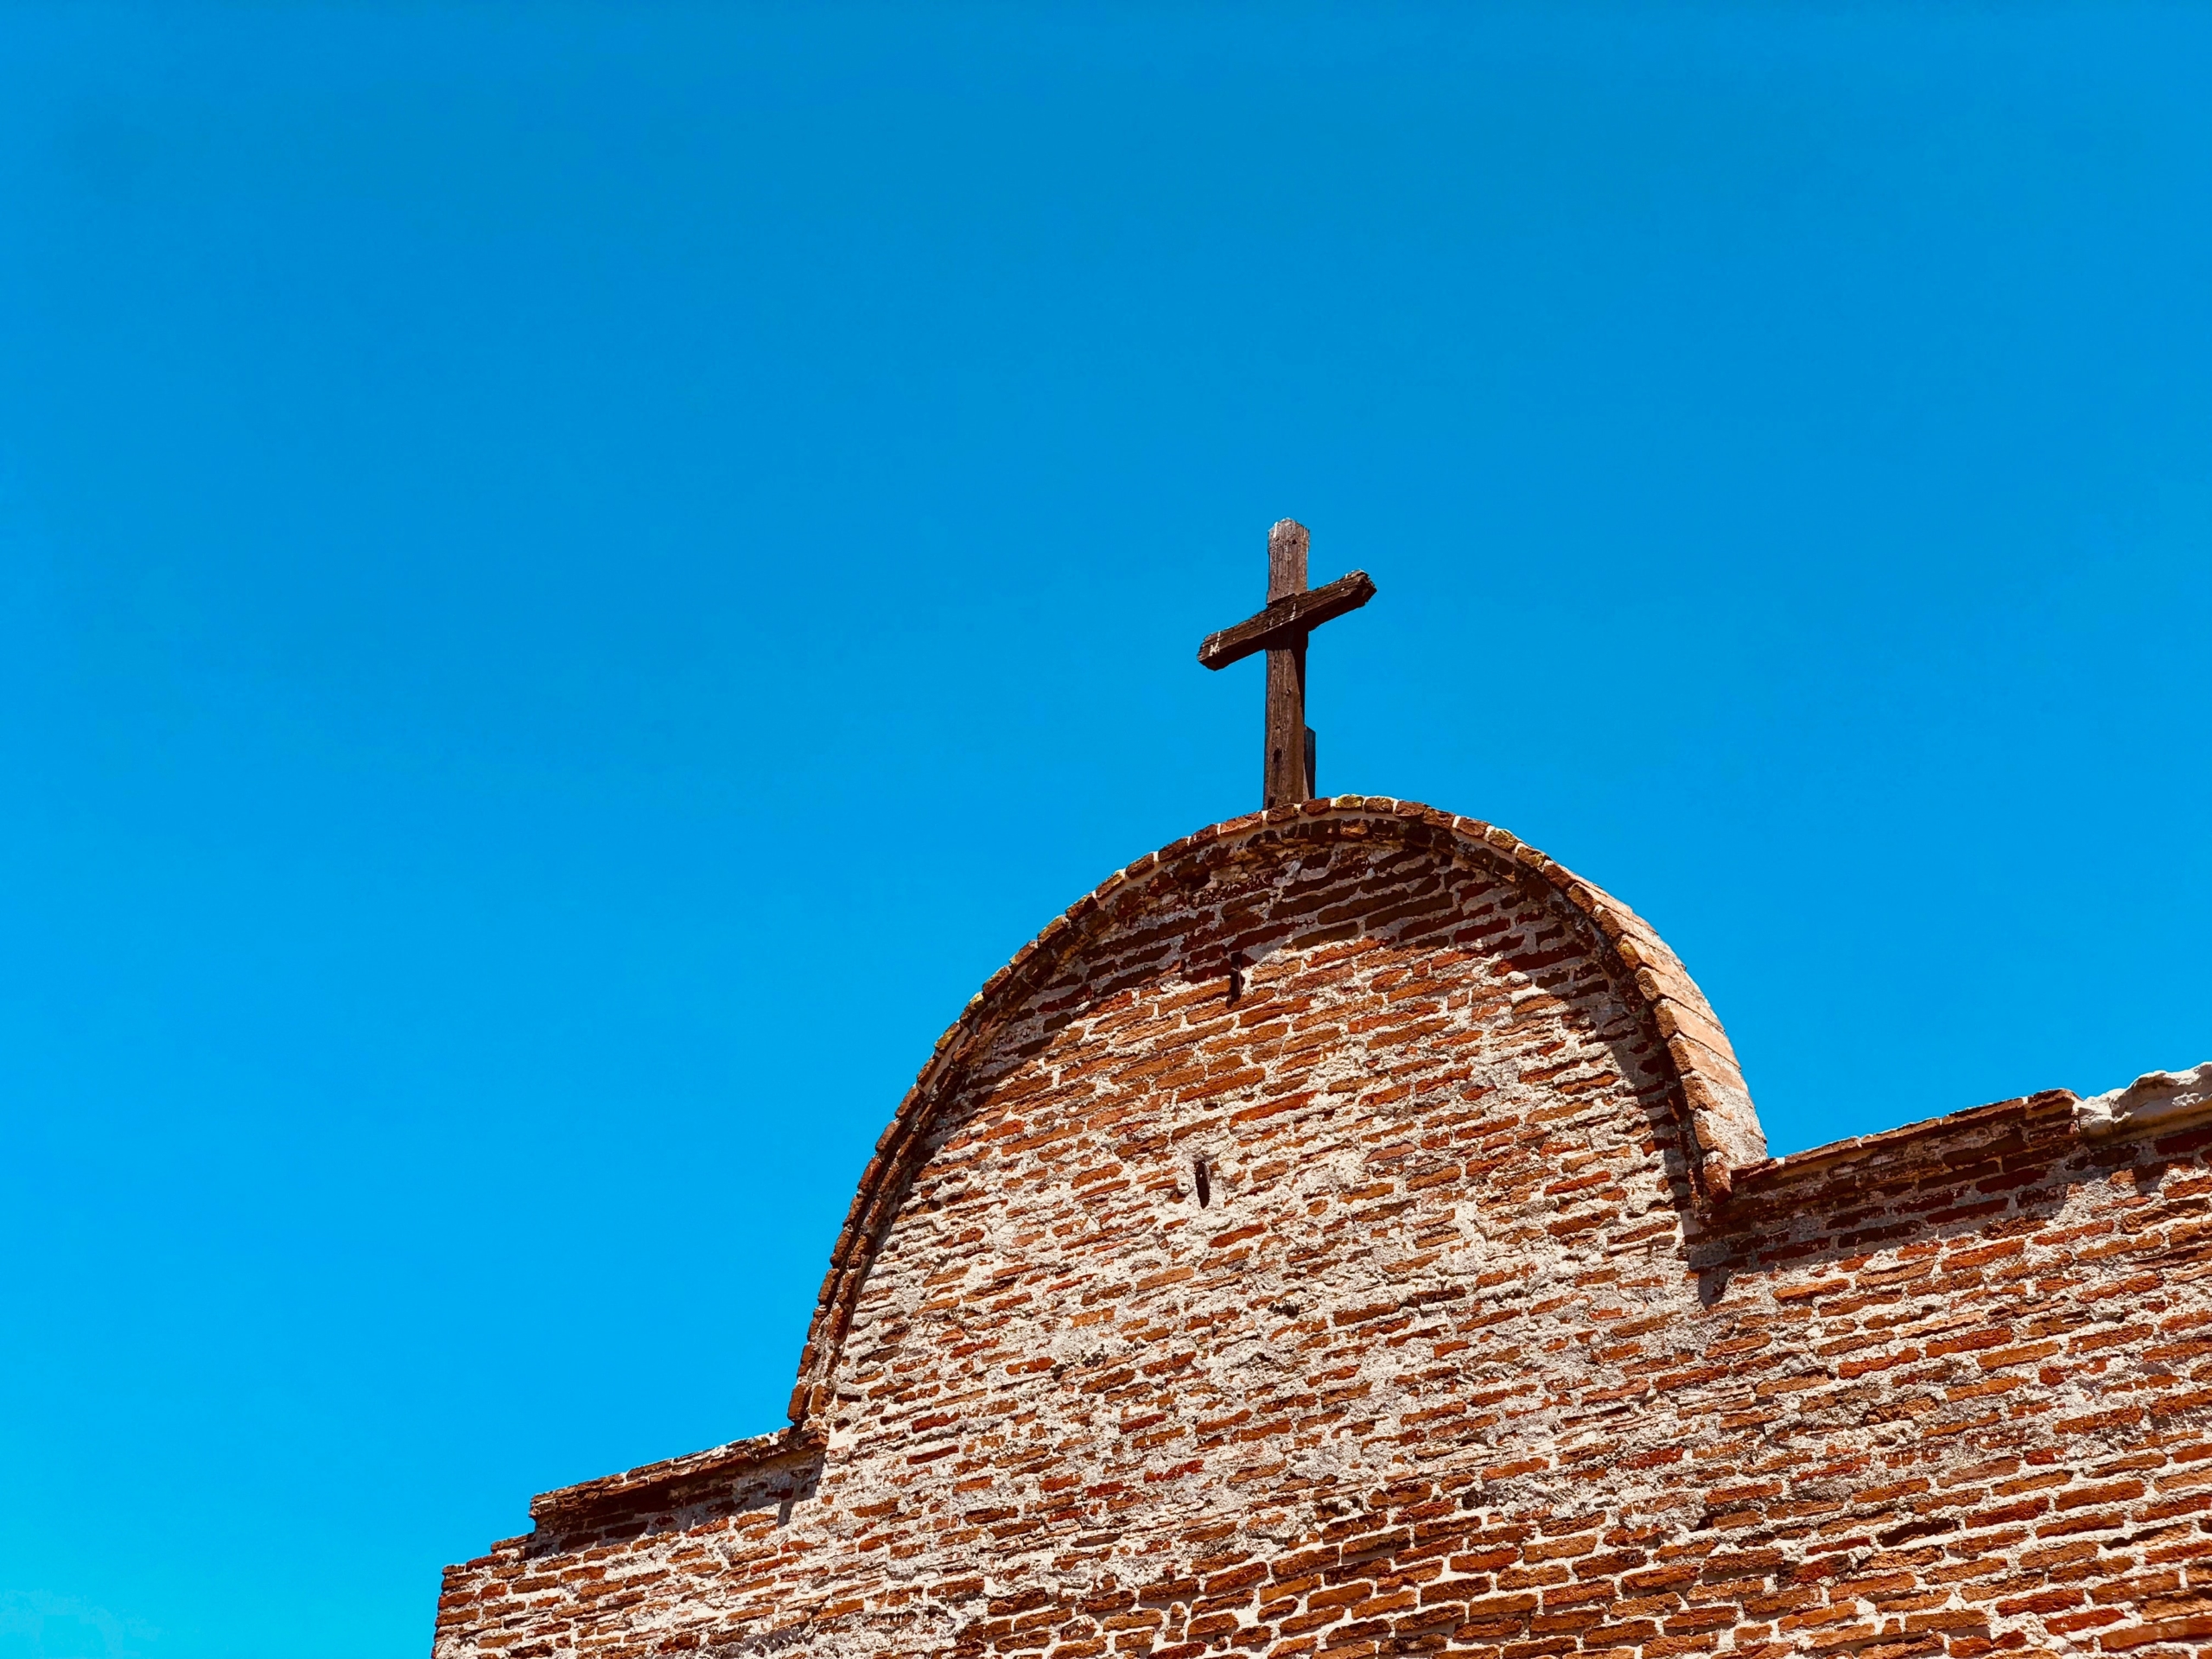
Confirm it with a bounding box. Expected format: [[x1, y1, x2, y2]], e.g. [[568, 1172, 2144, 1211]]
[[3, 5, 2209, 1655]]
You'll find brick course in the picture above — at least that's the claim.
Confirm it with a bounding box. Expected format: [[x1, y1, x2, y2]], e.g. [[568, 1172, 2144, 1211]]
[[433, 799, 2212, 1658]]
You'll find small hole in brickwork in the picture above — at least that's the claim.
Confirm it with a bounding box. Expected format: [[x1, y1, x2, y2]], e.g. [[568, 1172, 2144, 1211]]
[[1225, 950, 1245, 1005], [1194, 1159, 1211, 1208]]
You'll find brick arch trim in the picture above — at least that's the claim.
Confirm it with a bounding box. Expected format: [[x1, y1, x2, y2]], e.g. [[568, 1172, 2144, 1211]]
[[784, 796, 1762, 1429]]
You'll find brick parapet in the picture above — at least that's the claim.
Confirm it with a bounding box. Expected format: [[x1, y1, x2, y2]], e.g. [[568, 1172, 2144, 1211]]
[[522, 1427, 826, 1554], [432, 800, 2212, 1659], [786, 799, 1762, 1434]]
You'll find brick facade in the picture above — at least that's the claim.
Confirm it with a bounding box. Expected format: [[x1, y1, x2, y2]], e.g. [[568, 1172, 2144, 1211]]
[[433, 799, 2212, 1658]]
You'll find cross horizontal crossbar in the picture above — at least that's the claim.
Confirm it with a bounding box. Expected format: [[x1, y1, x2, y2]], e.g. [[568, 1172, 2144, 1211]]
[[1196, 570, 1376, 671]]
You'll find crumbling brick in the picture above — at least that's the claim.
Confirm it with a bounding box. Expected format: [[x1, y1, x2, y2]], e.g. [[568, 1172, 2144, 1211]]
[[432, 803, 2212, 1659]]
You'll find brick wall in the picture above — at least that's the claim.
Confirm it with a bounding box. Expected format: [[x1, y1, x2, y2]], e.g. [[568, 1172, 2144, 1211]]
[[433, 800, 2212, 1658]]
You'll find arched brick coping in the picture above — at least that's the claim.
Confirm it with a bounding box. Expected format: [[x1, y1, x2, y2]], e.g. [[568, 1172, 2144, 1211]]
[[522, 796, 1761, 1542], [510, 803, 2212, 1549], [784, 795, 1763, 1430]]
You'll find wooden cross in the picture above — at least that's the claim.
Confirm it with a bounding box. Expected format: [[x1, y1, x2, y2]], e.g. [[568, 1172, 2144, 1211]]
[[1197, 519, 1376, 810]]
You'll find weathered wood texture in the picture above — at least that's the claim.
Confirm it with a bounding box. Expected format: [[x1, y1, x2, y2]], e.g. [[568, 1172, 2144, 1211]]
[[1264, 518, 1310, 810], [1194, 570, 1378, 672], [1267, 516, 1308, 603], [1198, 518, 1375, 810], [1263, 649, 1308, 807]]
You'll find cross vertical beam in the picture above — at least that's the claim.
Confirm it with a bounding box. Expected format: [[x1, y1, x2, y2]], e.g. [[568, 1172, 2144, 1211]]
[[1264, 520, 1313, 810], [1195, 518, 1376, 812]]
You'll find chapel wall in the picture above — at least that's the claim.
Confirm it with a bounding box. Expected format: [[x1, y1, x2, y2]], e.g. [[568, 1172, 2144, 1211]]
[[799, 823, 1707, 1637], [431, 806, 2212, 1659]]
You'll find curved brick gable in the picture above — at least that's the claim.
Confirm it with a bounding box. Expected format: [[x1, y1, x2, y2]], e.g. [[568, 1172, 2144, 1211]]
[[433, 803, 2212, 1659], [791, 798, 1764, 1433]]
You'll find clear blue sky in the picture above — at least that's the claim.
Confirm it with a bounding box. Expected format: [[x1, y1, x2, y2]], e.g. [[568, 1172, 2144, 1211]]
[[2, 5, 2206, 1654]]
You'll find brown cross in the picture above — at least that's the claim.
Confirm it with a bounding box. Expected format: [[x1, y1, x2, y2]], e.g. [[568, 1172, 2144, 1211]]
[[1197, 519, 1376, 810]]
